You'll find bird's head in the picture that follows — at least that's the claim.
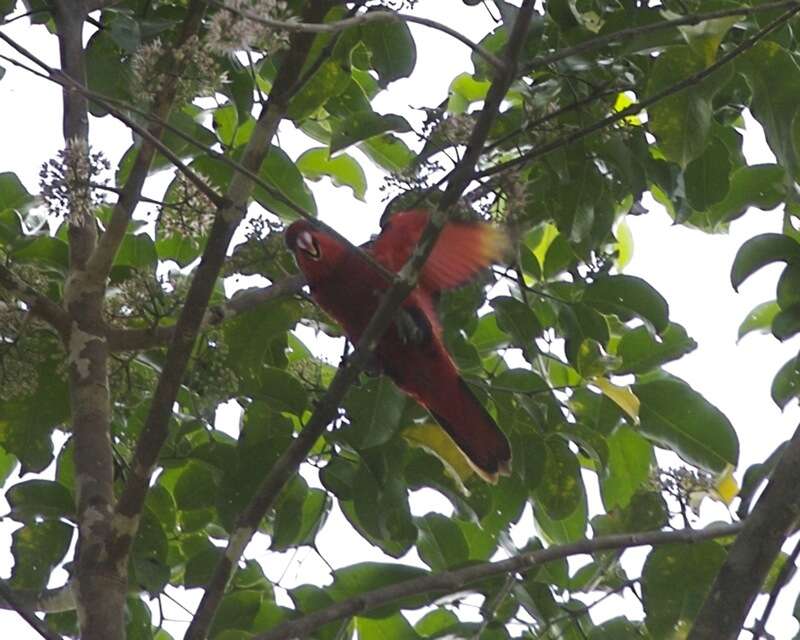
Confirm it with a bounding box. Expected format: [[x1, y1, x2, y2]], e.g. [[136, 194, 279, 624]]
[[285, 220, 346, 281]]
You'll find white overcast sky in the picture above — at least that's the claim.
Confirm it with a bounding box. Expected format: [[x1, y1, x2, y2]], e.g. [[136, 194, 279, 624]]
[[2, 1, 800, 637]]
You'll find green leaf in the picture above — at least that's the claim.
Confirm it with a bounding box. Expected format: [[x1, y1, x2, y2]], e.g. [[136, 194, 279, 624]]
[[331, 112, 411, 153], [173, 461, 217, 511], [772, 354, 800, 409], [731, 233, 800, 291], [7, 479, 74, 521], [244, 146, 317, 220], [10, 520, 73, 591], [772, 303, 800, 341], [356, 613, 420, 640], [359, 133, 414, 172], [415, 609, 459, 637], [107, 13, 141, 52], [778, 263, 800, 309], [633, 378, 739, 472], [491, 296, 542, 345], [12, 236, 69, 271], [0, 355, 69, 474], [0, 172, 35, 212], [583, 275, 669, 333], [343, 377, 407, 449], [642, 540, 726, 638], [416, 513, 469, 571], [447, 73, 492, 113], [647, 46, 733, 167], [534, 485, 588, 545], [288, 60, 351, 121], [740, 40, 800, 175], [600, 426, 654, 511], [707, 164, 786, 226], [184, 546, 223, 588], [616, 323, 697, 374], [209, 591, 263, 639], [272, 477, 331, 551], [738, 301, 780, 341], [589, 618, 647, 640], [114, 233, 157, 269], [360, 11, 417, 87], [331, 562, 429, 613], [684, 137, 731, 211], [245, 366, 308, 416], [533, 437, 584, 521], [296, 147, 367, 200]]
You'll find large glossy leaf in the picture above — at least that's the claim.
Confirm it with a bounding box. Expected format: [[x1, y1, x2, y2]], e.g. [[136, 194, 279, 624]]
[[647, 46, 734, 167], [296, 147, 367, 200], [7, 479, 74, 521], [642, 540, 726, 639], [600, 425, 654, 511], [772, 354, 800, 409], [0, 172, 35, 213], [10, 520, 73, 591], [616, 323, 697, 374], [583, 275, 669, 333], [343, 376, 407, 450], [738, 300, 780, 341], [416, 512, 469, 571], [253, 145, 317, 220], [730, 233, 800, 291], [633, 379, 739, 472], [331, 111, 411, 153], [359, 11, 417, 87]]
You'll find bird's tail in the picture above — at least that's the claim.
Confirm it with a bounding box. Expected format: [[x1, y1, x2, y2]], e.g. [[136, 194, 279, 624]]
[[427, 377, 512, 484]]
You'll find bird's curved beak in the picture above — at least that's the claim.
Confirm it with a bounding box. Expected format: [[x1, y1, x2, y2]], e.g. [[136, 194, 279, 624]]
[[295, 230, 321, 259]]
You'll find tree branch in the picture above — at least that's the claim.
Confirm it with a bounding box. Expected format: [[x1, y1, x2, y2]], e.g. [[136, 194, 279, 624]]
[[211, 0, 506, 73], [256, 522, 744, 640], [751, 532, 800, 638], [476, 4, 800, 180], [0, 580, 64, 640], [107, 0, 334, 596], [181, 4, 536, 640], [106, 274, 305, 352], [689, 424, 800, 640], [0, 264, 70, 338]]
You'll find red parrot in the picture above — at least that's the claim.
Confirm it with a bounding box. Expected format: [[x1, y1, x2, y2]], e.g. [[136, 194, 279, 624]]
[[285, 210, 512, 483]]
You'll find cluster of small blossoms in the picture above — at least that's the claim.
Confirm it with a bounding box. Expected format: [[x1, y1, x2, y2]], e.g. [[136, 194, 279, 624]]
[[131, 35, 224, 106], [656, 467, 717, 514], [438, 113, 475, 145], [189, 332, 240, 407], [224, 216, 294, 281], [106, 271, 180, 322], [158, 172, 217, 237], [39, 138, 110, 225], [206, 0, 293, 54], [496, 170, 527, 222]]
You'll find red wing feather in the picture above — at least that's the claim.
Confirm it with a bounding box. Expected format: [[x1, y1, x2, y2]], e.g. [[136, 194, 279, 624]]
[[372, 210, 510, 293]]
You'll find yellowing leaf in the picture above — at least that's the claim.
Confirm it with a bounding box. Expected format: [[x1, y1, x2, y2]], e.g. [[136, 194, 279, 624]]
[[530, 223, 559, 271], [614, 93, 641, 126], [592, 377, 640, 424], [403, 423, 472, 493], [614, 217, 634, 271], [714, 464, 739, 505]]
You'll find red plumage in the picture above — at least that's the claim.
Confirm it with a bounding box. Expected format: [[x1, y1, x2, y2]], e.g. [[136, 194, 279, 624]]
[[285, 210, 512, 482]]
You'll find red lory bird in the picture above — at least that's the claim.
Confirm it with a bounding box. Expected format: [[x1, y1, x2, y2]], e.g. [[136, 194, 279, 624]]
[[285, 210, 512, 482]]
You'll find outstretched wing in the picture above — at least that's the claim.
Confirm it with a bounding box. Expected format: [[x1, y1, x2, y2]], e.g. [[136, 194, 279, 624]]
[[371, 209, 510, 293]]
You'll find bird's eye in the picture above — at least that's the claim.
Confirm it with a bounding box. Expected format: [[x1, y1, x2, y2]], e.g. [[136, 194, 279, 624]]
[[295, 230, 321, 260]]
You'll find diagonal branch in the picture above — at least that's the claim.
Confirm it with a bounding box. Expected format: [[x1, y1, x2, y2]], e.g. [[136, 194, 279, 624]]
[[476, 4, 800, 180], [0, 264, 70, 337], [106, 274, 305, 352], [689, 423, 800, 640], [0, 580, 64, 640], [108, 0, 334, 582], [256, 522, 744, 640], [181, 4, 537, 640]]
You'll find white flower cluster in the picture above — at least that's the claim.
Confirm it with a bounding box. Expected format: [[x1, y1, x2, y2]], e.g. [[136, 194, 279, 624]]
[[131, 35, 223, 106], [158, 171, 217, 237], [38, 138, 110, 226], [206, 0, 293, 54]]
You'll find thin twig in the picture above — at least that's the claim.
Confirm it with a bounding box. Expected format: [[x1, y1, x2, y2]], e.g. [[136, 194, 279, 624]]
[[211, 0, 506, 72], [751, 534, 800, 638], [255, 522, 744, 640], [0, 581, 63, 640]]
